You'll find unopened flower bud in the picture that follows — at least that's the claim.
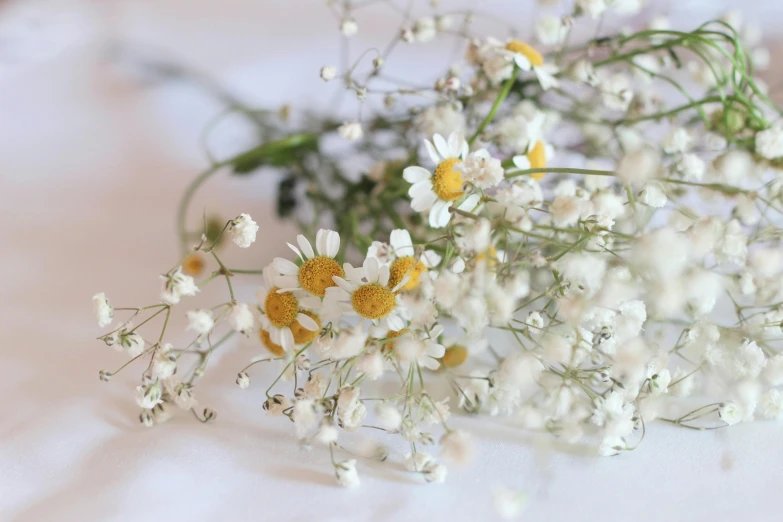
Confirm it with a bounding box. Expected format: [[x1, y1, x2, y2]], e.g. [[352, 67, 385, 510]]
[[320, 65, 337, 81], [296, 354, 311, 371], [140, 410, 154, 427], [202, 408, 217, 422], [236, 371, 250, 389], [99, 370, 112, 382]]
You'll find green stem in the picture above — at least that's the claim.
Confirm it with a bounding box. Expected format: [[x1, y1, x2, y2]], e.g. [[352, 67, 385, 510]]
[[469, 66, 518, 145]]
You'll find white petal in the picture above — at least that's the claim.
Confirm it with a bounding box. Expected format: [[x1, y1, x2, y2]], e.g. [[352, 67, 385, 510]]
[[403, 166, 431, 184], [280, 327, 294, 350], [411, 190, 438, 212], [378, 264, 390, 286], [392, 276, 410, 292], [287, 242, 303, 260], [447, 132, 461, 158], [421, 250, 441, 268], [429, 199, 450, 228], [472, 148, 490, 159], [390, 229, 414, 258], [461, 140, 469, 160], [315, 229, 327, 256], [363, 256, 380, 283], [297, 235, 315, 259], [433, 133, 451, 160], [269, 326, 282, 343], [423, 139, 440, 164], [420, 357, 440, 371], [430, 324, 445, 338], [458, 194, 481, 212], [273, 257, 299, 275], [386, 314, 405, 332], [513, 54, 532, 71], [344, 263, 363, 283], [452, 257, 466, 273], [408, 180, 433, 198], [274, 275, 300, 289], [512, 155, 530, 169], [299, 296, 322, 309], [333, 276, 354, 293], [297, 313, 319, 331], [325, 230, 340, 258]]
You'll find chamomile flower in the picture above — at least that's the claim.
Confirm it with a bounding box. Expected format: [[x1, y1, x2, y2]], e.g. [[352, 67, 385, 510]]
[[403, 132, 481, 228], [326, 257, 408, 331], [256, 266, 321, 351], [272, 229, 344, 297], [511, 140, 554, 180], [385, 229, 441, 291], [503, 39, 559, 90]]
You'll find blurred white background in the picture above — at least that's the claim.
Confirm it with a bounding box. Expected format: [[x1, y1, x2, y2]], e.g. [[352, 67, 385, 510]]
[[2, 1, 783, 521]]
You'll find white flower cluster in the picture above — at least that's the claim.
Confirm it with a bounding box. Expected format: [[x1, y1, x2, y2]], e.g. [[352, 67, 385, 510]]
[[92, 0, 783, 497]]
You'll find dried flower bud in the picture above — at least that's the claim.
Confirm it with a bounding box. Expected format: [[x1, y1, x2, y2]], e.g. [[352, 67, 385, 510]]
[[296, 354, 310, 371], [99, 370, 112, 382]]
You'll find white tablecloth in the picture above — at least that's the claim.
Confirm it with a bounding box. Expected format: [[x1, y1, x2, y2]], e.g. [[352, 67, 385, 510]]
[[2, 1, 783, 520]]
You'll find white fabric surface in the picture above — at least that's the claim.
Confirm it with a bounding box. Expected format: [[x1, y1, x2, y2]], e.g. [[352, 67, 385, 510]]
[[2, 1, 783, 520]]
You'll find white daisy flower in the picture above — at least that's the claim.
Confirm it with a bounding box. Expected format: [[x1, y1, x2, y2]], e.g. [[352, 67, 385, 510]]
[[326, 257, 408, 331], [403, 132, 481, 228], [272, 229, 344, 298], [256, 266, 321, 352], [503, 39, 559, 91], [368, 229, 442, 292]]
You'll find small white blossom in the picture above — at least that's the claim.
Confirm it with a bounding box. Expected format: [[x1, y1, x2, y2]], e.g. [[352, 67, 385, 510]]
[[186, 309, 214, 335], [756, 125, 783, 159], [236, 371, 250, 389], [152, 344, 177, 379], [228, 303, 255, 335], [119, 332, 145, 357], [376, 403, 402, 431], [335, 459, 360, 487], [639, 182, 667, 208], [719, 402, 743, 425], [160, 267, 199, 305], [136, 382, 162, 410], [320, 65, 336, 81], [338, 121, 363, 141], [340, 18, 358, 37], [577, 0, 608, 18], [228, 213, 259, 248], [761, 389, 783, 420], [93, 292, 113, 328]]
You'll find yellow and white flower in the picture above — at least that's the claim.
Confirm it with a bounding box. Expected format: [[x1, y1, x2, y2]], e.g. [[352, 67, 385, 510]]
[[325, 257, 408, 331], [511, 140, 555, 180], [367, 229, 442, 292], [403, 132, 481, 228], [256, 266, 321, 351], [272, 229, 344, 298], [503, 39, 560, 91]]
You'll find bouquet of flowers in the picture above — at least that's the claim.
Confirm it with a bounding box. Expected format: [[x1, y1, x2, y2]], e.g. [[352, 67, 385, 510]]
[[92, 0, 783, 491]]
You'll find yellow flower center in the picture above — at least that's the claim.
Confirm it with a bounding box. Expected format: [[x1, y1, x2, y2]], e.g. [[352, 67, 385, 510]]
[[260, 329, 285, 357], [299, 256, 344, 297], [389, 256, 427, 291], [505, 40, 544, 68], [440, 345, 468, 369], [527, 141, 546, 180], [432, 158, 464, 202], [264, 288, 299, 328], [351, 283, 396, 320], [381, 328, 409, 354], [291, 310, 321, 345]]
